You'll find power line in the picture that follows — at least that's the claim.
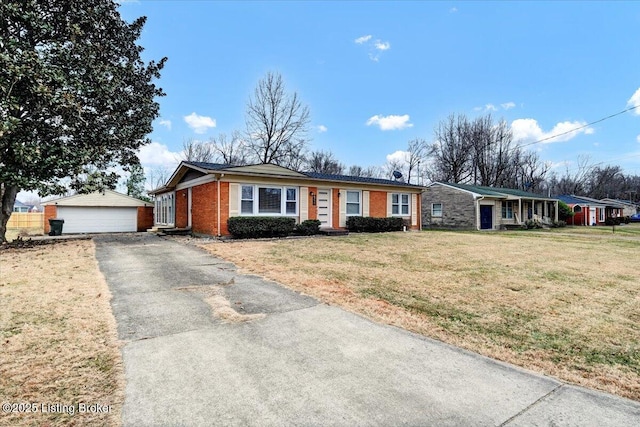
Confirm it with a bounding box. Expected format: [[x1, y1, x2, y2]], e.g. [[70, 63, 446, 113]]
[[517, 104, 639, 149]]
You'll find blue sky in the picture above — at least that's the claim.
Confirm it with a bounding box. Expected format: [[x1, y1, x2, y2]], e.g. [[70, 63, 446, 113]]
[[120, 0, 640, 179]]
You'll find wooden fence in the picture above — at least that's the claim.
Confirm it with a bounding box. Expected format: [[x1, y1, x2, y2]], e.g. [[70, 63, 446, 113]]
[[7, 212, 44, 230]]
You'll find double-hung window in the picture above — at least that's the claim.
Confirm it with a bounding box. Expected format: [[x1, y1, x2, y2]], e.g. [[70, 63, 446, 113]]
[[240, 185, 298, 215], [392, 193, 410, 215], [241, 185, 254, 214], [346, 191, 361, 215], [431, 203, 443, 217], [502, 201, 514, 219]]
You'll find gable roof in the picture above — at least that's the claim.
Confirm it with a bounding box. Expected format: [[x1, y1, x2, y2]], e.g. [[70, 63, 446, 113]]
[[556, 195, 623, 208], [13, 200, 30, 209], [153, 161, 423, 193], [433, 182, 556, 201], [42, 190, 152, 207]]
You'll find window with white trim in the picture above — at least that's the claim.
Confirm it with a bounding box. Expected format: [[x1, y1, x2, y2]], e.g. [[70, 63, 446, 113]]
[[346, 191, 361, 215], [155, 193, 175, 225], [502, 201, 514, 219], [431, 203, 443, 217], [599, 208, 605, 222], [239, 185, 298, 216], [392, 193, 410, 215], [241, 185, 253, 214]]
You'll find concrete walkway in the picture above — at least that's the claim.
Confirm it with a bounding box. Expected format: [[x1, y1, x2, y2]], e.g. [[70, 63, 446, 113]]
[[94, 234, 640, 426]]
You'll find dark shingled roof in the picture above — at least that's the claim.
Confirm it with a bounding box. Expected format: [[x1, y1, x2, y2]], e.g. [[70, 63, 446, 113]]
[[183, 161, 233, 170], [303, 171, 421, 187], [182, 161, 421, 187]]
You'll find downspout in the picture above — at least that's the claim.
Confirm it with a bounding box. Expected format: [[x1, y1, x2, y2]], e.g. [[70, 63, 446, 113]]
[[216, 174, 224, 237]]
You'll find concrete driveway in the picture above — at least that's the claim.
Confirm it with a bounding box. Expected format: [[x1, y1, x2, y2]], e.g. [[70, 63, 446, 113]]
[[95, 234, 640, 426]]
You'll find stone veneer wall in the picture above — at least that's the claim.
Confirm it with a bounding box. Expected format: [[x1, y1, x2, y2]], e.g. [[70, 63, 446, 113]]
[[422, 185, 476, 229]]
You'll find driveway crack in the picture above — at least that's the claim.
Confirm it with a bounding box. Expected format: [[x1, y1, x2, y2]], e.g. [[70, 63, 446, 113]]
[[498, 384, 564, 426]]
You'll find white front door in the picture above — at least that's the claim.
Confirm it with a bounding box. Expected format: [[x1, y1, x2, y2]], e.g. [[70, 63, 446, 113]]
[[317, 188, 332, 229], [589, 207, 597, 226]]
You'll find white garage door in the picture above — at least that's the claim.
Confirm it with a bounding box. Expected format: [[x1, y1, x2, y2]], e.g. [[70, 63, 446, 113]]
[[57, 207, 138, 233]]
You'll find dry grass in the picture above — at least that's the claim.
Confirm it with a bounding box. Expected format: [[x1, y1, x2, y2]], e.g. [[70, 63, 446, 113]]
[[0, 240, 124, 426], [201, 225, 640, 401]]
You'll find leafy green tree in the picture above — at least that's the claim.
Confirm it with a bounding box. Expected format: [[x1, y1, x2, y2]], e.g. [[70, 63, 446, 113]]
[[125, 163, 149, 201], [0, 0, 165, 241], [558, 200, 574, 222]]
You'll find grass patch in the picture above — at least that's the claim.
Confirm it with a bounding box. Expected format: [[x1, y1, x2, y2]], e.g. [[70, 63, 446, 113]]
[[0, 240, 123, 426], [201, 225, 640, 401]]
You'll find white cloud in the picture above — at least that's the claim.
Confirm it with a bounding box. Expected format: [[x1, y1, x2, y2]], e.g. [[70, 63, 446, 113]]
[[450, 7, 458, 13], [157, 119, 172, 130], [317, 125, 328, 133], [386, 150, 409, 164], [628, 87, 640, 115], [355, 35, 372, 44], [511, 118, 594, 144], [138, 141, 180, 167], [374, 40, 391, 51], [501, 102, 516, 110], [366, 114, 413, 131], [184, 112, 216, 134], [636, 134, 640, 143], [485, 104, 497, 112]]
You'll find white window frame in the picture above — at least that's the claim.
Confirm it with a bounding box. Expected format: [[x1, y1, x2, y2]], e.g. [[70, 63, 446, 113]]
[[502, 201, 514, 219], [238, 184, 298, 216], [392, 193, 411, 216], [599, 208, 605, 222], [155, 193, 175, 225], [346, 190, 361, 216], [240, 185, 254, 214], [431, 203, 443, 218]]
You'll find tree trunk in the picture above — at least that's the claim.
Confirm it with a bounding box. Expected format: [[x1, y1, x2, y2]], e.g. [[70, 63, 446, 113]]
[[0, 184, 19, 243]]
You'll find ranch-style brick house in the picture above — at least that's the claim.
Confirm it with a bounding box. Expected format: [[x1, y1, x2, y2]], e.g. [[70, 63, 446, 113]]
[[422, 182, 559, 230], [150, 162, 423, 236], [556, 195, 625, 226]]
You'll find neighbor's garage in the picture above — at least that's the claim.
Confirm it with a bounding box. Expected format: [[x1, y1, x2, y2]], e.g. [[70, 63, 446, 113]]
[[42, 190, 154, 234]]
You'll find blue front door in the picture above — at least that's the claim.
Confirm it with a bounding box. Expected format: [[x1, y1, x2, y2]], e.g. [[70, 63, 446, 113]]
[[480, 205, 493, 230]]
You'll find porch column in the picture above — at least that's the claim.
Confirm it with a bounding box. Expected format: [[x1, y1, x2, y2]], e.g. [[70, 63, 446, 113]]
[[518, 199, 522, 224], [555, 201, 558, 222]]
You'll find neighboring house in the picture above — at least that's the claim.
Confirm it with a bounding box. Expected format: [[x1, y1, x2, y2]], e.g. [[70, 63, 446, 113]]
[[557, 195, 624, 226], [600, 198, 639, 217], [12, 200, 30, 212], [42, 190, 154, 234], [422, 182, 559, 230], [149, 162, 423, 237]]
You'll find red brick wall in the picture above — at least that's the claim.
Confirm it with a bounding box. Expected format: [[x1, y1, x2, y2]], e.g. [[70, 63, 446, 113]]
[[43, 205, 57, 234], [219, 182, 230, 236], [369, 191, 387, 218], [332, 188, 340, 228], [191, 182, 217, 235], [412, 194, 421, 230], [307, 187, 318, 220], [137, 206, 154, 231], [175, 189, 189, 228]]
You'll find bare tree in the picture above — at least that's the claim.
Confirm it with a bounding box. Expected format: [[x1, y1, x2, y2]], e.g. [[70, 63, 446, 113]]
[[245, 71, 311, 166], [514, 151, 550, 192], [547, 155, 593, 195], [210, 131, 248, 165], [405, 138, 428, 184], [146, 166, 171, 191], [587, 165, 625, 199], [182, 138, 215, 163], [470, 115, 515, 187], [429, 114, 474, 183], [305, 150, 345, 174]]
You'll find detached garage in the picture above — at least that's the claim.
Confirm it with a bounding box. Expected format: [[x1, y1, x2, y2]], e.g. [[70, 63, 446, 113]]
[[42, 190, 154, 234]]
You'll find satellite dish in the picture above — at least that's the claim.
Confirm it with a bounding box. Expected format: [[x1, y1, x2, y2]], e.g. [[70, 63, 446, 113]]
[[392, 170, 403, 179]]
